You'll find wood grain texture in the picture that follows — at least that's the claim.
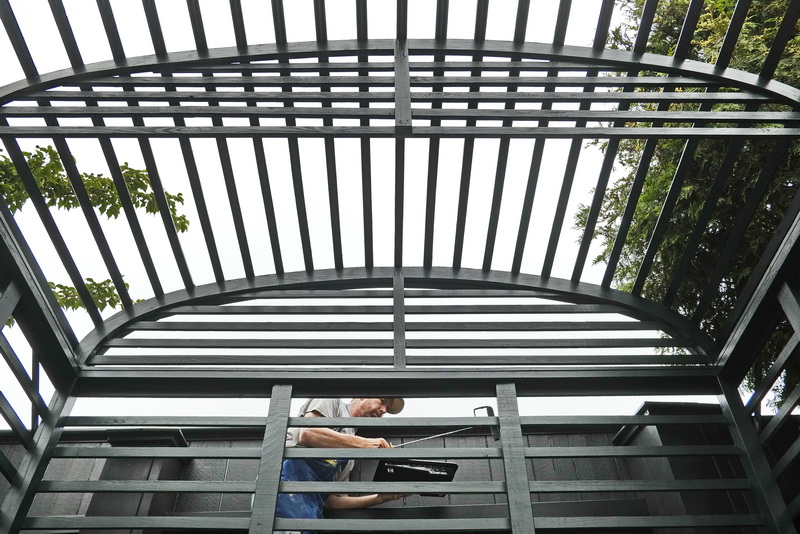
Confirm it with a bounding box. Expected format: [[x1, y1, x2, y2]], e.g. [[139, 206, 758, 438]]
[[249, 384, 292, 533], [496, 383, 536, 533]]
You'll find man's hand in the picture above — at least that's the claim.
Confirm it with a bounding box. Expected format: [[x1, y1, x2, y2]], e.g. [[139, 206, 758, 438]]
[[298, 409, 392, 449], [360, 437, 391, 448]]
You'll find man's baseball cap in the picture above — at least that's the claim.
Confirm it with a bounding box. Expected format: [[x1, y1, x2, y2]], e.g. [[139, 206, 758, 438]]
[[386, 397, 405, 414]]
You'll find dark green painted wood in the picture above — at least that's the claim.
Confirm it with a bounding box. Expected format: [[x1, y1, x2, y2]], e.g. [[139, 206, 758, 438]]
[[275, 478, 751, 493], [3, 39, 798, 104], [22, 516, 249, 530], [53, 446, 501, 460], [0, 200, 79, 392], [73, 367, 720, 397], [772, 432, 800, 479], [5, 125, 799, 138], [0, 447, 17, 482], [394, 41, 412, 132], [250, 384, 292, 533], [20, 89, 771, 105], [533, 515, 764, 528], [38, 479, 256, 493], [0, 279, 20, 325], [394, 270, 406, 368], [42, 74, 728, 88], [718, 378, 795, 533], [276, 517, 509, 531], [0, 393, 30, 448], [0, 393, 75, 533], [496, 383, 535, 533], [0, 335, 48, 416], [88, 353, 708, 366]]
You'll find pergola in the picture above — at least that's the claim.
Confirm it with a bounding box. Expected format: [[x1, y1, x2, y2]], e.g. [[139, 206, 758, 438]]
[[1, 0, 799, 532]]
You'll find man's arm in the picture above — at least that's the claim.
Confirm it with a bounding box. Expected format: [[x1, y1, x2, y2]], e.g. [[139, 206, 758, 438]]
[[298, 411, 391, 448], [325, 493, 406, 509]]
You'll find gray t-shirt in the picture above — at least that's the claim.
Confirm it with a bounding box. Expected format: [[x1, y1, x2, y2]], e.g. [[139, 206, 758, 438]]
[[284, 398, 355, 481]]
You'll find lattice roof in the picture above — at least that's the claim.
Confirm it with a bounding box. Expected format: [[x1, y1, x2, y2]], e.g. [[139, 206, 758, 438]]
[[0, 0, 799, 391]]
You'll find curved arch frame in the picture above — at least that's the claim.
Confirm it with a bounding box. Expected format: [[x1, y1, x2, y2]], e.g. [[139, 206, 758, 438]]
[[2, 39, 799, 106], [70, 267, 720, 399]]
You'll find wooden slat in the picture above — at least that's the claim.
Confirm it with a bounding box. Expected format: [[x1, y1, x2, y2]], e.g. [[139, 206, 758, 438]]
[[0, 0, 38, 78], [6, 106, 797, 125], [104, 339, 394, 349], [746, 334, 800, 411], [719, 379, 793, 533], [275, 478, 750, 494], [281, 480, 506, 494], [524, 445, 737, 457], [533, 515, 764, 528], [25, 89, 768, 105], [394, 271, 406, 368], [277, 517, 510, 531], [519, 414, 726, 426], [0, 335, 48, 415], [772, 432, 800, 479], [0, 134, 102, 324], [497, 383, 536, 532], [405, 338, 685, 349], [74, 366, 721, 397], [663, 139, 746, 307], [76, 74, 724, 88], [0, 393, 75, 533], [6, 126, 797, 139], [89, 354, 396, 366], [395, 138, 405, 267], [250, 384, 291, 533], [59, 415, 494, 429], [0, 279, 20, 324], [163, 303, 624, 314], [129, 321, 393, 331], [23, 515, 762, 532], [105, 337, 680, 350], [759, 381, 800, 445], [693, 139, 792, 321], [394, 41, 412, 132], [53, 446, 263, 459], [143, 60, 696, 74], [22, 516, 250, 530], [0, 391, 31, 448], [0, 447, 17, 482], [89, 353, 705, 366], [760, 0, 800, 79], [38, 480, 256, 492], [53, 446, 502, 460]]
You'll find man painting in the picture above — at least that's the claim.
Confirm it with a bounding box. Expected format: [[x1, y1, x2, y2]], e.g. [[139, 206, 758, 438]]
[[276, 397, 406, 528]]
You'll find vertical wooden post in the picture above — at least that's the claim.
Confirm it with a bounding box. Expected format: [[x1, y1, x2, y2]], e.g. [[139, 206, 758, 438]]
[[718, 378, 795, 534], [496, 383, 535, 533], [249, 384, 292, 534], [394, 269, 406, 369]]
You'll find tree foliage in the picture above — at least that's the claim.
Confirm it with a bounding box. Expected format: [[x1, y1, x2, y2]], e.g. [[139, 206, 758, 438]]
[[575, 0, 800, 402], [1, 145, 188, 230], [1, 145, 188, 314]]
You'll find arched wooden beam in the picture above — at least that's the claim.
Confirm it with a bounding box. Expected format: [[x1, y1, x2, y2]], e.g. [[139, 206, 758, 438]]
[[1, 39, 798, 106], [77, 266, 717, 366]]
